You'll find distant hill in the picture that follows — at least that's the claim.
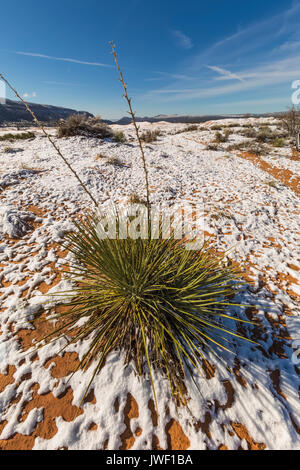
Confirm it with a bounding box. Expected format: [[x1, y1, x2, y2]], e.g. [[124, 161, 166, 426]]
[[112, 112, 278, 125], [0, 99, 280, 126], [0, 99, 94, 124]]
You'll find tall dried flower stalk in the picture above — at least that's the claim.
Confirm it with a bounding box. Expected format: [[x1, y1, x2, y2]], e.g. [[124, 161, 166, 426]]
[[110, 42, 151, 214], [0, 73, 99, 207]]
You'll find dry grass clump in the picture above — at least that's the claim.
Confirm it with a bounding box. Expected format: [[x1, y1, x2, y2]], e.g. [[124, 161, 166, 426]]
[[256, 126, 272, 143], [113, 130, 126, 143], [265, 180, 278, 188], [214, 129, 231, 143], [57, 114, 113, 139], [226, 142, 245, 152], [95, 153, 106, 160], [0, 131, 35, 141], [185, 124, 198, 132], [226, 141, 266, 155], [174, 124, 198, 134], [128, 192, 146, 204], [241, 127, 257, 138], [246, 143, 266, 156], [106, 156, 124, 167], [226, 123, 239, 128], [206, 143, 219, 151], [273, 138, 285, 148], [140, 129, 161, 143]]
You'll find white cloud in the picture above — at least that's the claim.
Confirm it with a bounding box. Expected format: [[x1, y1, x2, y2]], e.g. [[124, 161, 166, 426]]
[[205, 65, 244, 82], [144, 3, 300, 104], [145, 71, 196, 82], [172, 30, 193, 50], [145, 53, 300, 102], [16, 51, 112, 67]]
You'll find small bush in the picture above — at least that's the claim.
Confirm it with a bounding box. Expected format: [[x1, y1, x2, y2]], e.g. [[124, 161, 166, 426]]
[[245, 143, 266, 156], [226, 143, 245, 152], [241, 128, 256, 138], [95, 153, 106, 160], [128, 192, 146, 204], [273, 138, 285, 148], [214, 129, 230, 143], [206, 143, 218, 151], [211, 125, 223, 130], [185, 124, 198, 132], [0, 131, 35, 141], [265, 180, 278, 188], [241, 123, 253, 128], [57, 114, 113, 139], [256, 126, 272, 143], [140, 129, 161, 143], [106, 156, 124, 167], [113, 131, 126, 143]]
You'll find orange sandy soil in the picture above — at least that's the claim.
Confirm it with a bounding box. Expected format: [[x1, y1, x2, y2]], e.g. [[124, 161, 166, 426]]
[[0, 143, 299, 451]]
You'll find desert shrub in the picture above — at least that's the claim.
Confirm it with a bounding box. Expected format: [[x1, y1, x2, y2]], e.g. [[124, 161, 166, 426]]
[[0, 131, 35, 141], [245, 143, 266, 156], [174, 125, 198, 134], [106, 156, 124, 167], [40, 214, 247, 406], [57, 114, 113, 139], [95, 153, 106, 160], [273, 138, 285, 148], [140, 129, 161, 143], [185, 124, 198, 132], [275, 131, 289, 139], [214, 132, 224, 143], [241, 128, 257, 138], [128, 192, 146, 204], [214, 129, 230, 143], [206, 143, 219, 150], [256, 126, 272, 143], [278, 106, 300, 139], [226, 142, 245, 152], [114, 131, 126, 143], [265, 180, 278, 188], [211, 125, 223, 130]]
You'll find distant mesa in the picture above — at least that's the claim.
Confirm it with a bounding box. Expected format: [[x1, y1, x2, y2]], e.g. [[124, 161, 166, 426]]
[[0, 99, 94, 124], [112, 112, 277, 125]]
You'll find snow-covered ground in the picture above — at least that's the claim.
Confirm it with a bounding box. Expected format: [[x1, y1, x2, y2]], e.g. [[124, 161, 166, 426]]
[[0, 118, 299, 450]]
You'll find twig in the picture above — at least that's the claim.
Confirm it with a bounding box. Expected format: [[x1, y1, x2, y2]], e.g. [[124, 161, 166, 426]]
[[0, 73, 99, 207], [110, 42, 151, 216]]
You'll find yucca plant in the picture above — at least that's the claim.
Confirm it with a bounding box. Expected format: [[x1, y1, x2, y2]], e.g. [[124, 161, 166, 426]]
[[40, 213, 252, 408]]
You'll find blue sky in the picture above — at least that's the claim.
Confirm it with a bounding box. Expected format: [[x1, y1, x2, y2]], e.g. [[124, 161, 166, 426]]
[[1, 0, 300, 119]]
